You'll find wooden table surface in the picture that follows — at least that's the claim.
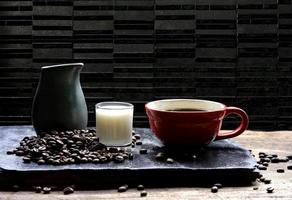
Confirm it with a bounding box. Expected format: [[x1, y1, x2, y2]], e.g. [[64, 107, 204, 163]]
[[0, 130, 292, 200]]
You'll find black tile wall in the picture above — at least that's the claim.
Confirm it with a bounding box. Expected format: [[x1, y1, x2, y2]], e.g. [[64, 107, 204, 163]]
[[0, 0, 291, 130]]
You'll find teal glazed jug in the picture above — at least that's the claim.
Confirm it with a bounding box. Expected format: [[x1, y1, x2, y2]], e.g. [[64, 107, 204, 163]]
[[32, 63, 88, 135]]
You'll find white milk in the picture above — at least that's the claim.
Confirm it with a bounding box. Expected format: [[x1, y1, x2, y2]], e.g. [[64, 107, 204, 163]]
[[96, 104, 133, 146]]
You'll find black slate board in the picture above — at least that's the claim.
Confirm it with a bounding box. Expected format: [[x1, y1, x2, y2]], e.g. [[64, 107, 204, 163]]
[[0, 126, 258, 188]]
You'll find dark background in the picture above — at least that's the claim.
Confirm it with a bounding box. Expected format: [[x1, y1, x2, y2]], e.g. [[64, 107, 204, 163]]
[[0, 0, 291, 130]]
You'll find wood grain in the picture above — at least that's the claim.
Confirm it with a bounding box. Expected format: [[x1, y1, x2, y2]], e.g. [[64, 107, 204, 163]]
[[1, 130, 292, 200]]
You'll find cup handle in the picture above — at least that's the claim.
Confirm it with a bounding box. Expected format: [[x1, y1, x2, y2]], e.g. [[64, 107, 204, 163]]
[[215, 107, 249, 140]]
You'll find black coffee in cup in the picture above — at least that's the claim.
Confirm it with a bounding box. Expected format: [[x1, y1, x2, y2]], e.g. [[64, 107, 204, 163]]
[[166, 108, 207, 112]]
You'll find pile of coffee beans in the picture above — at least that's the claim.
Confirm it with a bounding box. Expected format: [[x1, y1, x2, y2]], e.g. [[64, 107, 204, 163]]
[[6, 129, 134, 165]]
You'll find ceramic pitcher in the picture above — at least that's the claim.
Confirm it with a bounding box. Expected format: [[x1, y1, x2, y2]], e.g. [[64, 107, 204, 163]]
[[32, 63, 88, 135]]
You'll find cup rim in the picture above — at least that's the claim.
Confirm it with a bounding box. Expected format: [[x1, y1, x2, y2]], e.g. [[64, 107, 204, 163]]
[[96, 101, 134, 110], [145, 99, 226, 113]]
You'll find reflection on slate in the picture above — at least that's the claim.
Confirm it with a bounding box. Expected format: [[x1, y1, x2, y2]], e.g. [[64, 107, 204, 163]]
[[0, 0, 291, 130], [0, 126, 258, 188]]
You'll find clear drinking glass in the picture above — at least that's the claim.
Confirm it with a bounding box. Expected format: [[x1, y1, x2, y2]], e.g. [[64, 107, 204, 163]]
[[95, 102, 134, 147]]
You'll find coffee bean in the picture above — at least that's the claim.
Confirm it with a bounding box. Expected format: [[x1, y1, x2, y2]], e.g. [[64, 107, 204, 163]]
[[262, 162, 269, 167], [214, 183, 222, 188], [43, 187, 51, 194], [140, 190, 147, 197], [271, 158, 279, 163], [23, 157, 31, 163], [266, 155, 273, 159], [259, 177, 265, 182], [287, 155, 292, 160], [15, 150, 24, 156], [258, 165, 267, 170], [287, 165, 292, 170], [6, 150, 14, 155], [155, 152, 165, 161], [115, 155, 124, 163], [253, 187, 258, 190], [277, 168, 285, 173], [261, 158, 270, 163], [166, 158, 174, 164], [136, 141, 142, 145], [272, 154, 278, 158], [140, 149, 148, 154], [137, 184, 144, 191], [37, 159, 45, 165], [63, 187, 74, 195], [264, 179, 271, 184], [266, 187, 274, 193], [134, 134, 141, 140], [279, 158, 289, 163], [211, 186, 218, 193], [118, 185, 128, 192], [35, 186, 42, 193]]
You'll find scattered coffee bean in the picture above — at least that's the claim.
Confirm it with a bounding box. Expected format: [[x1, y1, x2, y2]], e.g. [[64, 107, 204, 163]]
[[262, 162, 269, 167], [279, 158, 289, 163], [63, 186, 74, 195], [287, 165, 292, 170], [272, 154, 278, 158], [287, 155, 292, 160], [258, 165, 267, 170], [43, 187, 51, 194], [271, 158, 279, 163], [134, 134, 141, 140], [118, 185, 128, 193], [253, 187, 258, 190], [136, 141, 142, 145], [211, 186, 218, 193], [214, 183, 222, 188], [277, 168, 285, 173], [266, 155, 273, 160], [35, 186, 42, 193], [266, 187, 274, 193], [140, 149, 148, 154], [259, 177, 265, 182], [166, 158, 174, 164], [140, 190, 147, 197], [137, 184, 144, 191], [261, 158, 270, 163], [264, 179, 271, 184], [155, 152, 165, 161]]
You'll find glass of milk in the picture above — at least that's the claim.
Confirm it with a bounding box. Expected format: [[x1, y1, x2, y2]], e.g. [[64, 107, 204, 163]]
[[95, 102, 134, 147]]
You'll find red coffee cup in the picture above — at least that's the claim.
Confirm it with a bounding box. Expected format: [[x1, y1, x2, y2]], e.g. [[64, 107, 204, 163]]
[[145, 99, 249, 146]]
